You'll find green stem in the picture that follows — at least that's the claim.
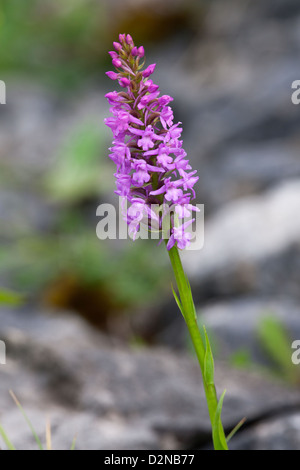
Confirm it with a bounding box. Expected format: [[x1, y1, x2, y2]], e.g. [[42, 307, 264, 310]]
[[167, 245, 228, 450]]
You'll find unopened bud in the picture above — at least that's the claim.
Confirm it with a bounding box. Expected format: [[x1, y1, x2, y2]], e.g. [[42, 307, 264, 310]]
[[113, 41, 122, 51], [131, 47, 138, 57], [108, 51, 118, 59], [126, 34, 134, 46], [106, 71, 119, 80], [112, 58, 122, 68], [119, 77, 131, 88], [142, 63, 156, 78], [137, 46, 145, 58]]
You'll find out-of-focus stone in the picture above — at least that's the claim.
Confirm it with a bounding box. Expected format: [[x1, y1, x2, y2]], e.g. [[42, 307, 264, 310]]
[[0, 307, 299, 449], [230, 413, 300, 451], [183, 180, 300, 299]]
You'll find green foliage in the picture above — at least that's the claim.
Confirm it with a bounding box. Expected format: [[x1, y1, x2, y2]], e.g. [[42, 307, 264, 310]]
[[45, 122, 112, 203], [212, 390, 228, 451], [171, 285, 184, 318], [111, 242, 170, 306], [257, 315, 299, 384], [10, 391, 44, 450], [226, 417, 246, 443], [0, 288, 23, 306], [0, 424, 16, 450], [203, 326, 215, 386], [0, 392, 76, 450], [70, 435, 77, 451], [183, 273, 198, 321], [0, 0, 108, 88], [222, 314, 300, 385], [229, 349, 253, 369], [168, 246, 228, 450], [0, 229, 169, 309]]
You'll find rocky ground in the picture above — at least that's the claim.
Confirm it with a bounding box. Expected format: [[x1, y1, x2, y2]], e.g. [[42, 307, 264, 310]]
[[0, 0, 300, 450], [0, 307, 299, 450]]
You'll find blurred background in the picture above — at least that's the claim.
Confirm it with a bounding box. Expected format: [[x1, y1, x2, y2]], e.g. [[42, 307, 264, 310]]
[[0, 0, 300, 450]]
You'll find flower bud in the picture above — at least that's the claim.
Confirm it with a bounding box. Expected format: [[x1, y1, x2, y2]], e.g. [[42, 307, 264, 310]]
[[119, 77, 131, 88], [105, 91, 120, 104], [142, 64, 156, 78], [145, 80, 159, 93], [131, 47, 138, 57], [137, 46, 145, 58], [106, 71, 119, 80], [126, 34, 134, 45], [108, 51, 118, 59], [112, 58, 122, 68], [113, 41, 122, 51]]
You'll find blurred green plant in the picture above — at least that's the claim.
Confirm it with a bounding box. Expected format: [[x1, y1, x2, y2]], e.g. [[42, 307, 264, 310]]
[[0, 114, 170, 328], [187, 323, 219, 361], [45, 121, 113, 203], [0, 0, 109, 88], [0, 391, 76, 450], [257, 315, 300, 385], [0, 288, 23, 306], [229, 349, 253, 369], [0, 228, 170, 319], [228, 314, 300, 385], [0, 424, 15, 451]]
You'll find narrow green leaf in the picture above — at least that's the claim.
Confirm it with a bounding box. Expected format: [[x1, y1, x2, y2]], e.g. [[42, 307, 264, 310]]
[[203, 326, 215, 386], [184, 274, 197, 320], [45, 123, 106, 203], [257, 315, 296, 382], [70, 435, 77, 450], [9, 391, 44, 450], [229, 349, 253, 369], [212, 390, 228, 450], [0, 289, 23, 306], [0, 423, 16, 450], [171, 285, 185, 318], [46, 418, 52, 451], [226, 417, 246, 443]]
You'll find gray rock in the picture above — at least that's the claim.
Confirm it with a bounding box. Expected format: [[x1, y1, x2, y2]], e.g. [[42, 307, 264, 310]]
[[230, 413, 300, 450], [183, 180, 300, 299], [199, 297, 300, 367], [0, 80, 107, 180], [153, 0, 300, 209], [0, 307, 299, 449], [200, 141, 300, 210], [0, 189, 55, 238]]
